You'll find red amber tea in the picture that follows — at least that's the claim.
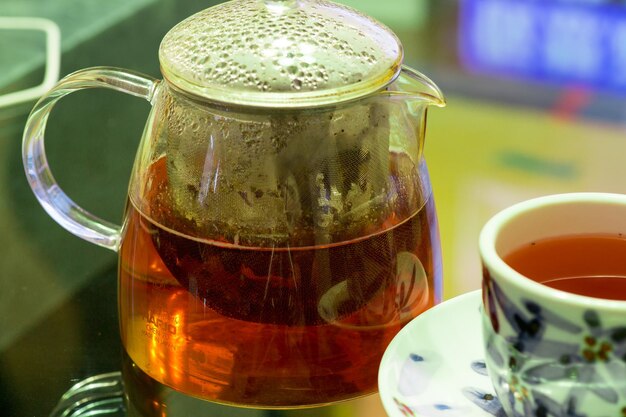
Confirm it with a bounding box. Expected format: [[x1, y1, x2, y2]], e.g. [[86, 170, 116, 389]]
[[504, 234, 626, 300], [118, 158, 441, 408]]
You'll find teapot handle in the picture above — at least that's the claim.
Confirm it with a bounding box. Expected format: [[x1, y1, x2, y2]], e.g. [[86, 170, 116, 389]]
[[22, 67, 159, 251]]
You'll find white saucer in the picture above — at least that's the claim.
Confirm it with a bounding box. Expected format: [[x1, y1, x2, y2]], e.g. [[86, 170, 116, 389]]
[[379, 290, 505, 417]]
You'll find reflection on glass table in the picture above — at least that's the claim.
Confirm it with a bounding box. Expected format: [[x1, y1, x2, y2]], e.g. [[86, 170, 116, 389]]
[[50, 372, 125, 417], [50, 350, 387, 417], [49, 356, 388, 417]]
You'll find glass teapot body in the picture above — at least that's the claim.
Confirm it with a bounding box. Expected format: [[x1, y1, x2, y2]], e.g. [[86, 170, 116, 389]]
[[22, 1, 445, 408], [115, 75, 441, 406]]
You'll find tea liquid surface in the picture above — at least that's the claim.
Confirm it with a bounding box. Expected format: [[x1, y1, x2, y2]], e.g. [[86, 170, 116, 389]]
[[504, 234, 626, 300], [118, 157, 440, 407]]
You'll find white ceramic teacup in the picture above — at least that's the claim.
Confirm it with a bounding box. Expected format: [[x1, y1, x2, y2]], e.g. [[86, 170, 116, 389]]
[[479, 193, 626, 417]]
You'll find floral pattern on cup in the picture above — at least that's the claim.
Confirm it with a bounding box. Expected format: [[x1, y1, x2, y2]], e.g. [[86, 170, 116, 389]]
[[483, 272, 626, 417]]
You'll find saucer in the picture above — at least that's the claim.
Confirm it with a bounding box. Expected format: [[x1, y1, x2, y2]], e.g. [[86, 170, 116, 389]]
[[379, 290, 505, 417]]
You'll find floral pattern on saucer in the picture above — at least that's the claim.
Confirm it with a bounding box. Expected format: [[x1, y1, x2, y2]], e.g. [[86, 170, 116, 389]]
[[391, 358, 505, 417], [483, 272, 626, 417], [379, 291, 505, 417]]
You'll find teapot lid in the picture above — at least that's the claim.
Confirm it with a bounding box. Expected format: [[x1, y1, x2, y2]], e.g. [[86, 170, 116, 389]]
[[159, 0, 403, 108]]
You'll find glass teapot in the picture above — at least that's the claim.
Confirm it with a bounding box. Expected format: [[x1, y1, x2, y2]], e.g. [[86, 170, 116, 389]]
[[22, 0, 445, 409]]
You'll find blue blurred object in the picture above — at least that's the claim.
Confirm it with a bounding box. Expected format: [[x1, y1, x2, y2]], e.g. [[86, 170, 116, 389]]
[[459, 0, 626, 94]]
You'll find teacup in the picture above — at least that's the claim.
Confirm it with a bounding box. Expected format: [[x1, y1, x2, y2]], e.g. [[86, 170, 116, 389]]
[[479, 193, 626, 417]]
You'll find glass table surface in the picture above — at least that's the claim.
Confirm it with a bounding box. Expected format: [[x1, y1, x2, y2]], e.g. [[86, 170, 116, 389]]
[[3, 0, 626, 415]]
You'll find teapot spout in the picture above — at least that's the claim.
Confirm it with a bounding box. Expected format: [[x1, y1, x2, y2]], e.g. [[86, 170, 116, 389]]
[[384, 66, 446, 108]]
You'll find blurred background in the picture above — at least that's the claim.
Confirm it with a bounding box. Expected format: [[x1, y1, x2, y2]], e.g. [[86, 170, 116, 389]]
[[2, 0, 626, 415]]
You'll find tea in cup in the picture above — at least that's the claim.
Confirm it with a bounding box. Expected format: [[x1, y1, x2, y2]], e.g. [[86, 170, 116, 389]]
[[479, 193, 626, 416]]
